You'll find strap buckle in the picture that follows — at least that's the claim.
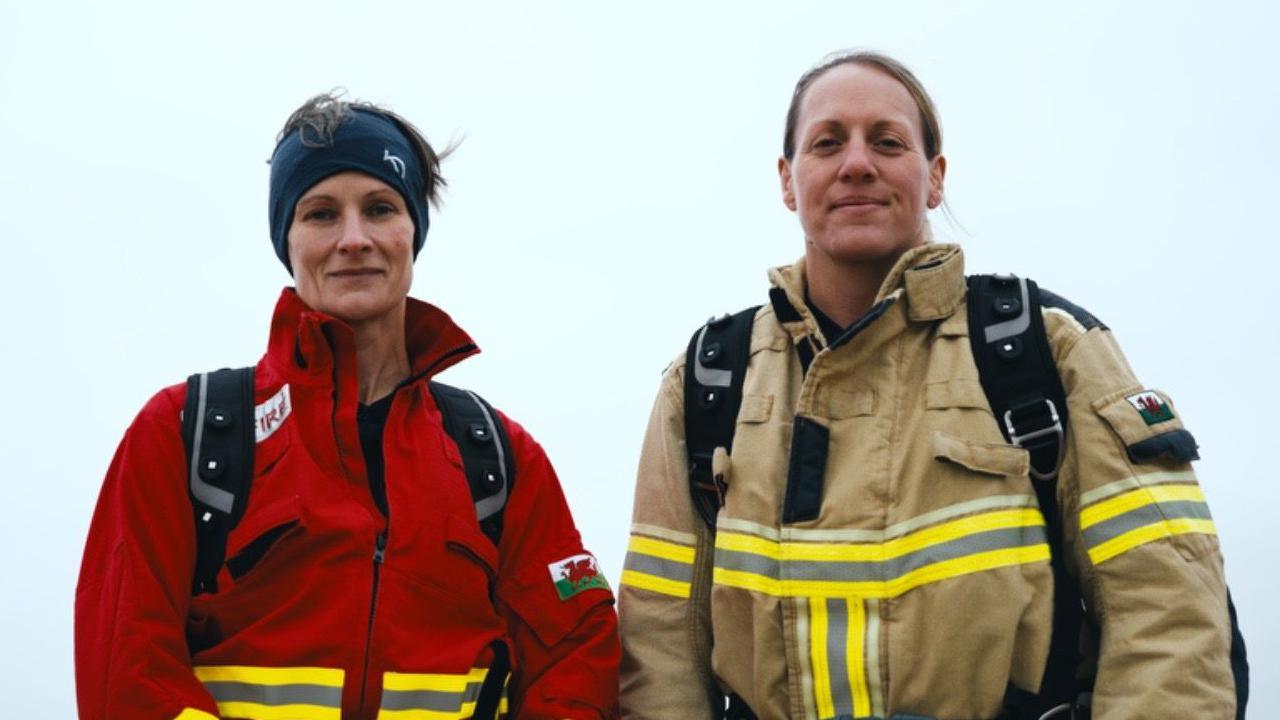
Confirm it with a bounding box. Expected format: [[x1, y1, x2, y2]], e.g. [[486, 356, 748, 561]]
[[1003, 399, 1064, 481]]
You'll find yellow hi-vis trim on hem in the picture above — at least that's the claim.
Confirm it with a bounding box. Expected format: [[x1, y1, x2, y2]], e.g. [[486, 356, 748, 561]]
[[378, 667, 506, 720], [193, 665, 344, 720], [174, 709, 218, 720], [1079, 483, 1217, 564], [621, 532, 696, 598]]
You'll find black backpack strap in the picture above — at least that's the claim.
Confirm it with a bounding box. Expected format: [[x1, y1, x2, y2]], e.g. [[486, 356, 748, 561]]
[[684, 306, 760, 530], [180, 367, 256, 595], [429, 382, 515, 546], [967, 274, 1087, 715]]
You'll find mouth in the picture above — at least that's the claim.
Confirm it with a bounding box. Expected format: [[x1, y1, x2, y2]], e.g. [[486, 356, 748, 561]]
[[328, 268, 385, 278], [830, 196, 889, 212]]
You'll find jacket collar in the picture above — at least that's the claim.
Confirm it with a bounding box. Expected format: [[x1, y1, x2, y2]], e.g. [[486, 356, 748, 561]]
[[767, 242, 967, 343], [264, 288, 479, 386]]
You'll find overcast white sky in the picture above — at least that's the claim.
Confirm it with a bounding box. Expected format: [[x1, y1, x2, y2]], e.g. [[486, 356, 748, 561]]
[[3, 1, 1276, 716]]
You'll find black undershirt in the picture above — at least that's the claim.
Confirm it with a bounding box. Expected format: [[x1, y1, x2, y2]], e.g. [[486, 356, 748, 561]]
[[806, 298, 847, 345], [356, 393, 395, 517]]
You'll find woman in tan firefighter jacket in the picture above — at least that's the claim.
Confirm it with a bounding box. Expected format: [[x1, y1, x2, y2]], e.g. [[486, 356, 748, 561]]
[[617, 51, 1241, 719]]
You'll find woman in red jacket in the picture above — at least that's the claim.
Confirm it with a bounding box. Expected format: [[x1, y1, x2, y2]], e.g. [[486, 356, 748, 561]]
[[75, 94, 620, 720]]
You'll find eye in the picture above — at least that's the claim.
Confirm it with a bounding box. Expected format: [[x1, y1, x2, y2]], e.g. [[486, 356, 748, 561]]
[[300, 207, 336, 222], [812, 136, 842, 153], [874, 136, 907, 152], [366, 201, 398, 218]]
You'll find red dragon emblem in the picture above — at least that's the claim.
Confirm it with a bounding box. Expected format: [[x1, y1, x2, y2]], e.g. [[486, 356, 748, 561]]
[[561, 558, 599, 587], [1137, 395, 1163, 414]]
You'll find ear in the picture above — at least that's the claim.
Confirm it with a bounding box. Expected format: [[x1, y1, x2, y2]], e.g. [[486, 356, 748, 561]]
[[926, 154, 947, 209], [778, 156, 797, 212]]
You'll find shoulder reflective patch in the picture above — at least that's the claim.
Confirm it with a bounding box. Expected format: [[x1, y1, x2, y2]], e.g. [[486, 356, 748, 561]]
[[549, 553, 609, 600], [255, 384, 292, 442], [1079, 480, 1216, 564], [622, 531, 695, 598]]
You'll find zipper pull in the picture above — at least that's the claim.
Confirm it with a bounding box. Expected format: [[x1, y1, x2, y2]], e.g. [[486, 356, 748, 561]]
[[373, 532, 388, 563]]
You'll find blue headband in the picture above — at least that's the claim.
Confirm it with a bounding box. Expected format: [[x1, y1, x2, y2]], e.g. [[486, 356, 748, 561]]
[[268, 108, 429, 273]]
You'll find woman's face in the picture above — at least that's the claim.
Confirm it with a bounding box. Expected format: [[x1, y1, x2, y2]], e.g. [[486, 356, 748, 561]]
[[779, 63, 945, 270], [287, 171, 415, 326]]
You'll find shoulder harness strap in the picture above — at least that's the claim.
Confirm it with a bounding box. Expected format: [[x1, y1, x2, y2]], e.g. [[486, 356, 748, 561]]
[[429, 381, 515, 547], [684, 306, 760, 530], [968, 274, 1087, 715], [181, 367, 256, 595]]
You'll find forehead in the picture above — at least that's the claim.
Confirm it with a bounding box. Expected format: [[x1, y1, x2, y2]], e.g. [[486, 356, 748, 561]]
[[300, 170, 398, 199], [798, 63, 922, 134]]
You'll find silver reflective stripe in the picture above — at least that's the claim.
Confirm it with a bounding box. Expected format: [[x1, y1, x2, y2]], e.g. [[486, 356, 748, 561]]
[[692, 325, 732, 388], [1082, 500, 1213, 548], [203, 680, 342, 707], [465, 390, 508, 522], [825, 599, 854, 718], [623, 552, 695, 583], [380, 682, 483, 711], [716, 526, 1047, 583], [188, 372, 235, 514], [983, 277, 1031, 343]]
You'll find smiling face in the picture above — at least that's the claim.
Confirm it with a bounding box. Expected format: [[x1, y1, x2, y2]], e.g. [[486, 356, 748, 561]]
[[779, 62, 946, 271], [287, 171, 414, 326]]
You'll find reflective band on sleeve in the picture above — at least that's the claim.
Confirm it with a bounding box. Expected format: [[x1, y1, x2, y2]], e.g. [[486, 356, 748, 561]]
[[1080, 483, 1217, 564], [194, 666, 344, 720], [712, 507, 1049, 599], [621, 532, 696, 598], [174, 709, 219, 720], [379, 667, 497, 719]]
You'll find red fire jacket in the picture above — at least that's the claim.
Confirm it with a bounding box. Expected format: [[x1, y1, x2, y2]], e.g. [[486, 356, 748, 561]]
[[76, 289, 620, 720]]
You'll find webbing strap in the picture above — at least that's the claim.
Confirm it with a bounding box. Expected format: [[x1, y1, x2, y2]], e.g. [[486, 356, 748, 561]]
[[472, 641, 510, 720], [181, 367, 256, 595], [967, 274, 1085, 713], [429, 382, 515, 547], [684, 306, 760, 529]]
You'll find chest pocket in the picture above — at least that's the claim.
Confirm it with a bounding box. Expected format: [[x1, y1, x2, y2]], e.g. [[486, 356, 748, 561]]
[[932, 431, 1029, 478], [221, 433, 301, 585]]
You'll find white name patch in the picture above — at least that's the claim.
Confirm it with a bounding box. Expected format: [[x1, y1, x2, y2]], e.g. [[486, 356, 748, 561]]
[[255, 384, 292, 442]]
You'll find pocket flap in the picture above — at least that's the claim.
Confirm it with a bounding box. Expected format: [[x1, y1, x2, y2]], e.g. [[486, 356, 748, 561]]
[[444, 511, 499, 576], [1094, 389, 1197, 464], [737, 394, 774, 424], [932, 431, 1029, 477]]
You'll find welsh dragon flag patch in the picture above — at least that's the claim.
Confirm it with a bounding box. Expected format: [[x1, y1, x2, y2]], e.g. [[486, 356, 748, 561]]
[[1126, 390, 1175, 425], [548, 553, 609, 600]]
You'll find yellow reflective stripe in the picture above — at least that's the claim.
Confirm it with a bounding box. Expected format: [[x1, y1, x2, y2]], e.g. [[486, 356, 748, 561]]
[[848, 599, 870, 717], [1080, 484, 1205, 529], [216, 701, 340, 720], [620, 569, 691, 598], [1078, 470, 1197, 506], [715, 545, 1050, 598], [809, 597, 835, 720], [379, 709, 473, 720], [1089, 518, 1218, 564], [193, 665, 344, 687], [174, 709, 218, 720], [382, 667, 487, 692], [717, 508, 1043, 562], [628, 535, 696, 563]]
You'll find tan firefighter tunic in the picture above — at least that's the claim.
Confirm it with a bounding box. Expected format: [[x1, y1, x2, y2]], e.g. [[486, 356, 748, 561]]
[[618, 244, 1236, 720]]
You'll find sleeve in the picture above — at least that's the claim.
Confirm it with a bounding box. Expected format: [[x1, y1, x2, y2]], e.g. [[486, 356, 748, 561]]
[[1049, 317, 1238, 719], [617, 364, 719, 720], [75, 388, 223, 720], [492, 413, 621, 720]]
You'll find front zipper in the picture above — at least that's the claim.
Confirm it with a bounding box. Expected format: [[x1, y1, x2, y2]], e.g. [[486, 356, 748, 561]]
[[357, 530, 388, 714]]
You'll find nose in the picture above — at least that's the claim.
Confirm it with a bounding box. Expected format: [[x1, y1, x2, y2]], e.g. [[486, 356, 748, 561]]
[[837, 139, 877, 183], [335, 212, 374, 254]]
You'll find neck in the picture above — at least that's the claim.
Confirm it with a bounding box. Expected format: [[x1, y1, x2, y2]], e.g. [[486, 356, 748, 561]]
[[804, 251, 900, 329], [349, 305, 411, 405]]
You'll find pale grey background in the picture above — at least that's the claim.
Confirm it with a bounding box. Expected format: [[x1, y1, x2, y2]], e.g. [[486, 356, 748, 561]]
[[2, 1, 1275, 716]]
